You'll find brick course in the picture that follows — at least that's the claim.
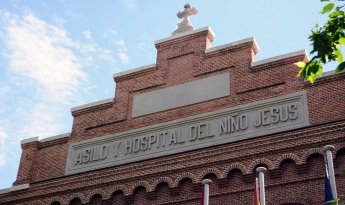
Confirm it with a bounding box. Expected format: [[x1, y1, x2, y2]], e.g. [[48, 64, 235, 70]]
[[1, 27, 345, 205]]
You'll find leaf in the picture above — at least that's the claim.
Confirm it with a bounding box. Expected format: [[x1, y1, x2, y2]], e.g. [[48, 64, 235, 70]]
[[297, 67, 305, 77], [334, 49, 343, 63], [304, 61, 323, 83], [321, 3, 335, 14], [335, 61, 345, 74], [339, 37, 345, 45], [308, 73, 317, 84], [321, 0, 329, 2], [310, 62, 323, 75], [314, 24, 319, 28], [329, 10, 342, 18], [316, 65, 323, 76], [294, 62, 306, 68]]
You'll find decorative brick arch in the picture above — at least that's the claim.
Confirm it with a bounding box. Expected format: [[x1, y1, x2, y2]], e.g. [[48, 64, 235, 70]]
[[270, 197, 312, 205], [248, 158, 274, 174], [130, 180, 152, 194], [335, 142, 345, 153], [111, 185, 131, 196], [301, 147, 324, 164], [47, 196, 63, 204], [198, 167, 222, 181], [274, 153, 302, 169], [86, 188, 112, 202], [67, 192, 88, 204], [335, 143, 345, 166], [221, 163, 247, 178], [172, 172, 198, 188], [152, 176, 174, 190], [60, 197, 70, 205], [30, 200, 44, 205]]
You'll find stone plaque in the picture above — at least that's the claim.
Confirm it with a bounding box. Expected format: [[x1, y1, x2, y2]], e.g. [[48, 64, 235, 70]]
[[65, 91, 309, 175], [132, 73, 230, 117]]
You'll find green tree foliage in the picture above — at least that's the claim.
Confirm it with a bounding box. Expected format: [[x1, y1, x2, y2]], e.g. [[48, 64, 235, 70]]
[[295, 0, 345, 83], [329, 198, 340, 205], [297, 3, 345, 202]]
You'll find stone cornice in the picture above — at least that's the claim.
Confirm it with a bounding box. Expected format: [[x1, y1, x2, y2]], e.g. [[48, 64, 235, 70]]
[[71, 98, 113, 117], [305, 70, 345, 86], [20, 134, 70, 148], [0, 184, 29, 195], [113, 64, 156, 81], [154, 26, 215, 46], [251, 50, 308, 70], [20, 137, 39, 145], [205, 37, 259, 56]]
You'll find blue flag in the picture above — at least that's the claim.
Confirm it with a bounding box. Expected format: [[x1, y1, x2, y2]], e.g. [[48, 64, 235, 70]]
[[325, 174, 334, 204]]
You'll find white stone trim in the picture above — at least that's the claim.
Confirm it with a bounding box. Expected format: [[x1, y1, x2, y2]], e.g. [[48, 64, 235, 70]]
[[205, 37, 259, 53], [251, 50, 308, 67], [39, 133, 70, 143], [20, 133, 71, 145], [20, 137, 39, 145], [321, 70, 336, 77], [0, 188, 10, 195], [0, 183, 29, 195], [113, 64, 156, 78], [71, 98, 114, 113], [154, 26, 215, 45], [318, 70, 336, 78], [316, 69, 344, 79]]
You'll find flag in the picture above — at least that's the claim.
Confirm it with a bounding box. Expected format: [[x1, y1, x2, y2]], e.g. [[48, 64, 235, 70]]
[[325, 174, 334, 203], [254, 177, 260, 205], [325, 161, 334, 204]]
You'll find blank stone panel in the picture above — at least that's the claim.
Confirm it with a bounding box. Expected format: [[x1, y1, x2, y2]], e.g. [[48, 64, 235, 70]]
[[132, 73, 231, 117]]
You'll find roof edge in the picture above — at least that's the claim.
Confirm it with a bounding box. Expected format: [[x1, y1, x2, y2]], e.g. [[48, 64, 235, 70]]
[[251, 49, 308, 67], [39, 133, 70, 143], [205, 37, 259, 54], [113, 64, 156, 79], [154, 26, 215, 45], [20, 137, 39, 145], [70, 98, 114, 113], [0, 183, 29, 195], [21, 132, 71, 145]]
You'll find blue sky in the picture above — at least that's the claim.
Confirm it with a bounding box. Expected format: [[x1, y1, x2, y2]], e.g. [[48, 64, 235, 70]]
[[0, 0, 332, 189]]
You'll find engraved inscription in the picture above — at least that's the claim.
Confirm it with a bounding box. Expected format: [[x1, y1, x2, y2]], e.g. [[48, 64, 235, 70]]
[[253, 104, 298, 127], [66, 91, 309, 175]]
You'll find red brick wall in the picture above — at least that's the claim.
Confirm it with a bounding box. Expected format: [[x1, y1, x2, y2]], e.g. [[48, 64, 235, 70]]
[[15, 141, 39, 185]]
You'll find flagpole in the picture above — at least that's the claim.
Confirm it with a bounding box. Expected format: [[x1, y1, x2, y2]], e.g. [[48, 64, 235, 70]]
[[323, 145, 338, 203], [256, 167, 267, 205], [202, 179, 212, 205]]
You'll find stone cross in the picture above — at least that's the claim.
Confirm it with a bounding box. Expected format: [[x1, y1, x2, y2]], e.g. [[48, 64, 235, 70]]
[[172, 3, 198, 35]]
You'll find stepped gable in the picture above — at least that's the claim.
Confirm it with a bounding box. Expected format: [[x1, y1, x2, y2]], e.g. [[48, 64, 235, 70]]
[[1, 4, 345, 205]]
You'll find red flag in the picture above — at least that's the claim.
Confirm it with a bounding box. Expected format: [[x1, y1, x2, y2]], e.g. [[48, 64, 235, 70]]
[[200, 187, 204, 205], [254, 177, 260, 205]]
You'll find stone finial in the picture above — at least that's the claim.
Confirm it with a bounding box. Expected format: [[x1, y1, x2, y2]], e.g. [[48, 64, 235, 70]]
[[323, 145, 335, 152], [256, 167, 267, 173], [172, 3, 198, 35], [202, 179, 212, 185]]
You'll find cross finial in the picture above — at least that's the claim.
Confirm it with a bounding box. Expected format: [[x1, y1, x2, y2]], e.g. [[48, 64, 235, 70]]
[[172, 3, 198, 35]]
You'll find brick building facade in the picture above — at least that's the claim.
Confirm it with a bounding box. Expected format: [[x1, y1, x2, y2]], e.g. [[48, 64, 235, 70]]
[[0, 13, 345, 205]]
